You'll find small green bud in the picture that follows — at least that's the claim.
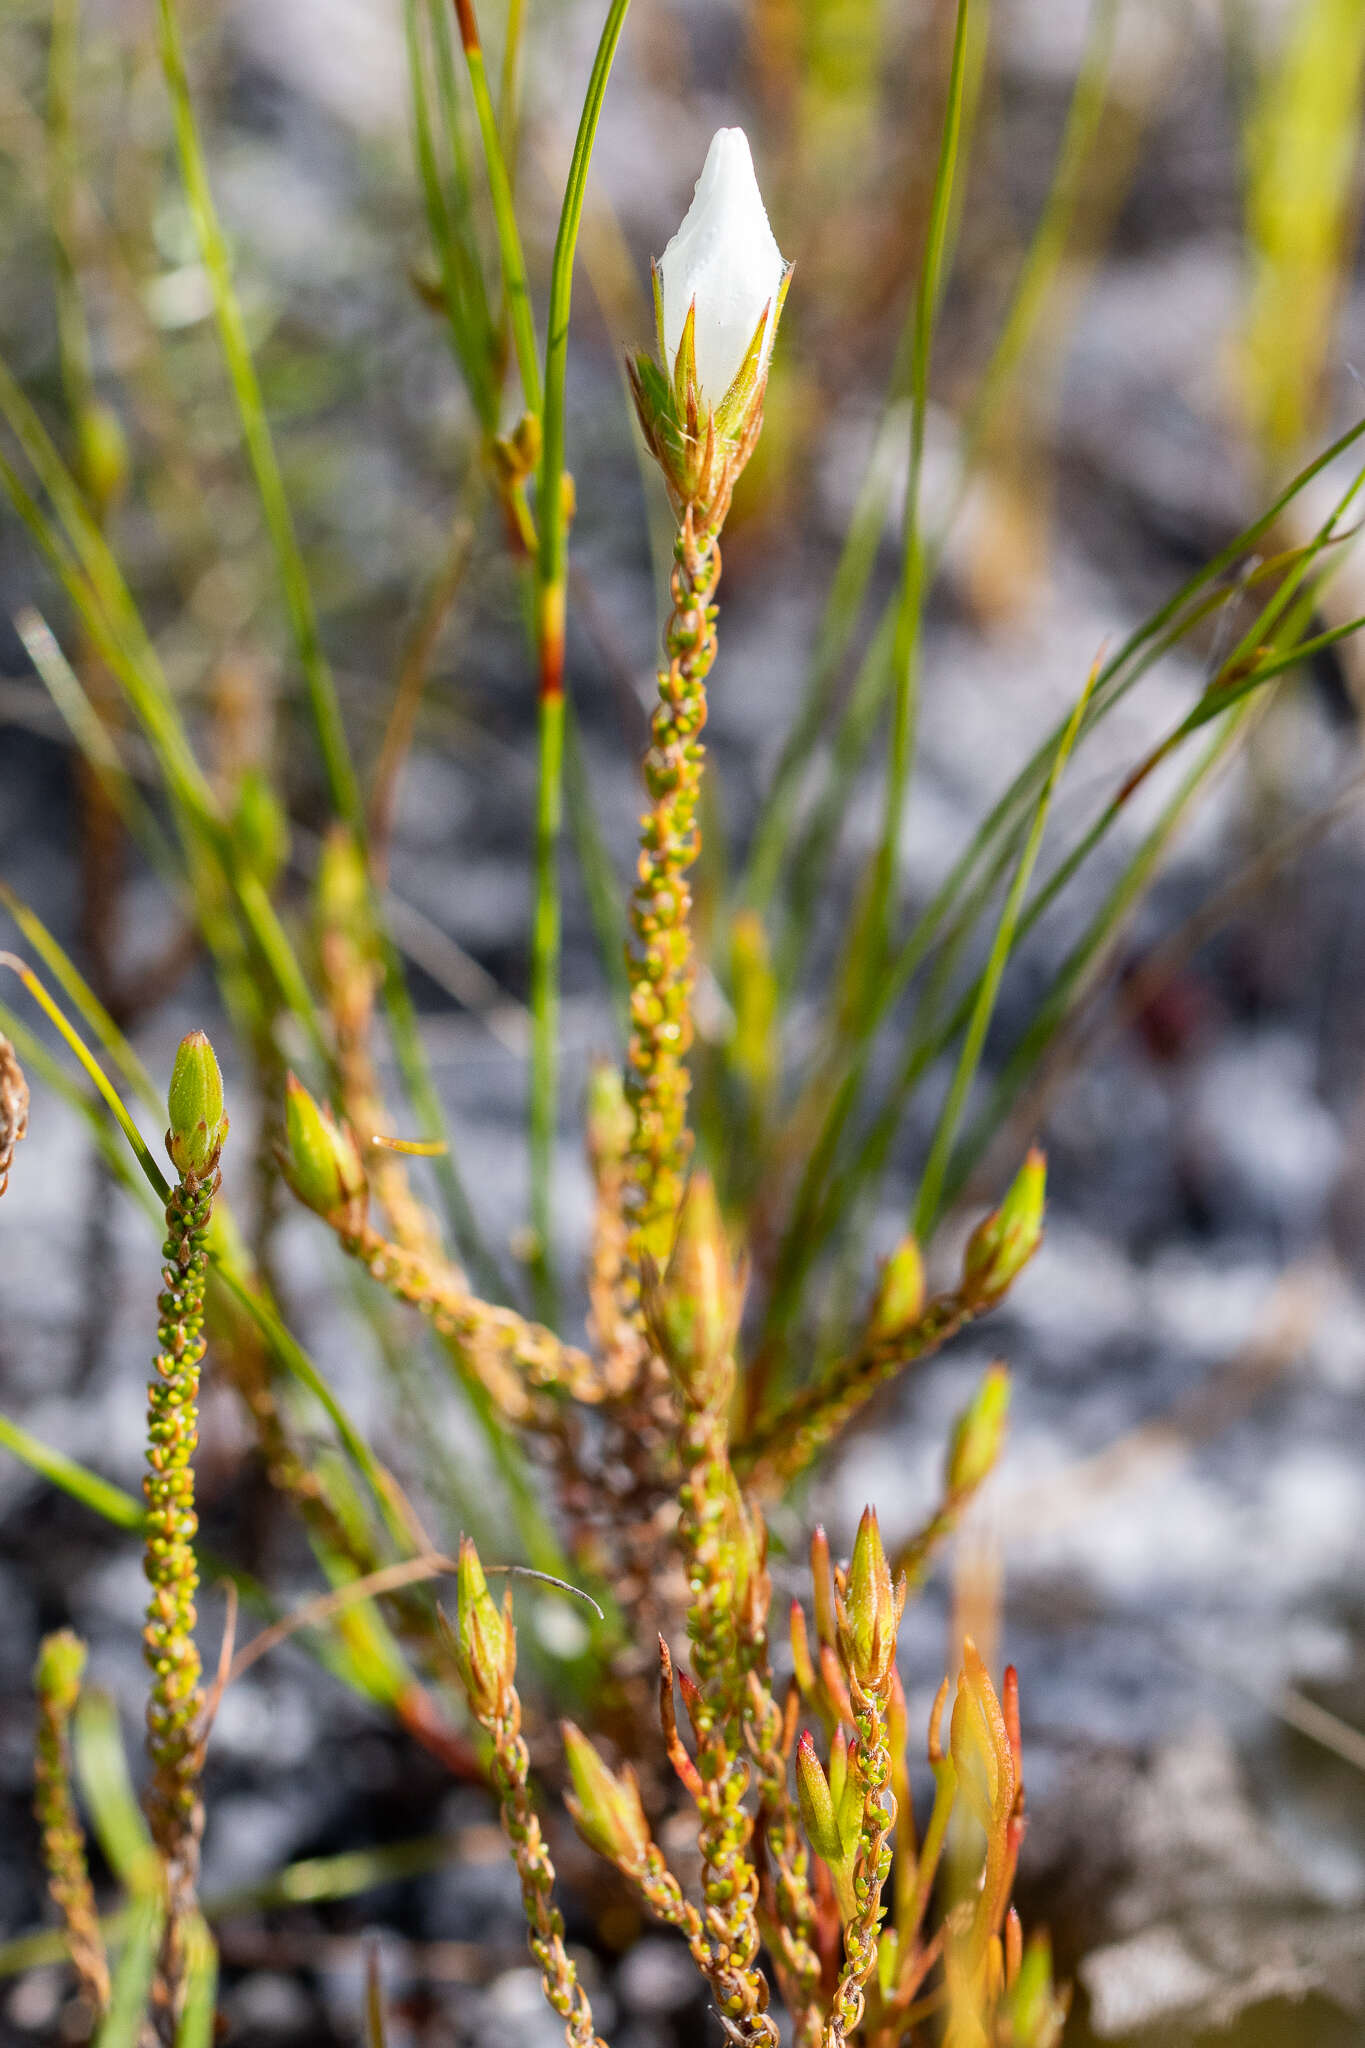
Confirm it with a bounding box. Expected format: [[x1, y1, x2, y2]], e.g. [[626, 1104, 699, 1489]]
[[281, 1075, 366, 1221], [946, 1363, 1011, 1498], [166, 1030, 228, 1180], [795, 1730, 842, 1866], [230, 766, 289, 890], [643, 1172, 743, 1404], [77, 398, 129, 518], [961, 1147, 1046, 1307], [841, 1506, 904, 1689], [34, 1629, 87, 1714], [796, 1729, 856, 1919], [448, 1537, 515, 1723], [867, 1235, 926, 1343], [585, 1063, 632, 1168], [562, 1722, 651, 1868]]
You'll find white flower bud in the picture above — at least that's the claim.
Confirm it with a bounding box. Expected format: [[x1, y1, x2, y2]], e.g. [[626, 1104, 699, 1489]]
[[657, 128, 786, 407]]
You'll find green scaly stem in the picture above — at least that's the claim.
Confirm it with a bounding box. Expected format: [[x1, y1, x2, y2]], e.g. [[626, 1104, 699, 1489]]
[[488, 1695, 607, 2048], [677, 1390, 779, 2048], [33, 1635, 108, 2013], [142, 1167, 215, 2040], [823, 1677, 896, 2045], [623, 518, 722, 1269]]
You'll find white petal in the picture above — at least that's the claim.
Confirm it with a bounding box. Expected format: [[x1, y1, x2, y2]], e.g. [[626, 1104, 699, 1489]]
[[657, 128, 786, 405]]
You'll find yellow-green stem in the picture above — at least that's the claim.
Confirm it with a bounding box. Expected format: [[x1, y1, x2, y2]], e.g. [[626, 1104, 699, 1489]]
[[33, 1635, 109, 2013], [142, 1165, 217, 2040], [824, 1679, 895, 2045], [623, 517, 721, 1264], [489, 1696, 606, 2048]]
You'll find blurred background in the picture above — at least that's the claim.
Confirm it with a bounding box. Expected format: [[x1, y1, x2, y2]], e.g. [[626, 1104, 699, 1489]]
[[4, 0, 1365, 2040]]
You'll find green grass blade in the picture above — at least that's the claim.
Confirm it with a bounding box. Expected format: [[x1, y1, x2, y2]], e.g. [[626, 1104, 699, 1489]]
[[536, 0, 633, 608], [11, 607, 179, 887], [0, 882, 161, 1113], [405, 0, 498, 429], [865, 0, 974, 971], [911, 664, 1097, 1238], [742, 402, 907, 919], [73, 1691, 160, 1897], [153, 0, 362, 828], [0, 1005, 162, 1216], [175, 1919, 218, 2048], [2, 351, 490, 1271], [1242, 0, 1365, 466], [944, 714, 1250, 1209], [745, 0, 1114, 939], [0, 1836, 465, 1980], [94, 1894, 164, 2048], [528, 686, 564, 1313], [450, 0, 541, 413], [525, 0, 632, 1297], [0, 1413, 144, 1531], [46, 0, 96, 435], [0, 952, 170, 1199]]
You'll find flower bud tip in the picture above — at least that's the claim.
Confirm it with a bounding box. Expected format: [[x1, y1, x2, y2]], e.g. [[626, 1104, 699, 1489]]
[[281, 1074, 366, 1222], [167, 1030, 228, 1180]]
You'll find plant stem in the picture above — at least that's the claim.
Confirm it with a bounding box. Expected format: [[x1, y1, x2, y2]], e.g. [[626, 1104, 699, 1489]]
[[824, 1677, 895, 2045], [33, 1633, 109, 2014], [488, 1693, 607, 2048], [142, 1165, 217, 2040], [623, 513, 722, 1264], [676, 1379, 778, 2047]]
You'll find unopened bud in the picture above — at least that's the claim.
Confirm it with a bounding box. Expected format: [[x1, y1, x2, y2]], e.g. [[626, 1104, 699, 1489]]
[[34, 1629, 87, 1714], [657, 129, 786, 410], [795, 1730, 842, 1867], [962, 1147, 1046, 1307], [448, 1538, 515, 1723], [840, 1506, 904, 1689], [562, 1722, 651, 1868], [281, 1075, 366, 1222], [166, 1030, 228, 1181], [946, 1363, 1011, 1498], [643, 1172, 743, 1403], [867, 1235, 925, 1343]]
